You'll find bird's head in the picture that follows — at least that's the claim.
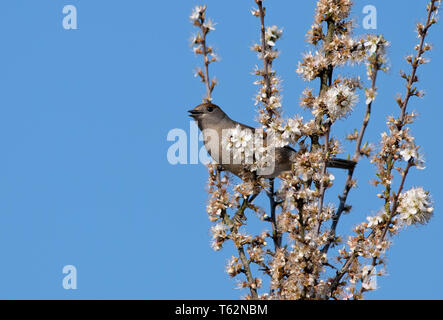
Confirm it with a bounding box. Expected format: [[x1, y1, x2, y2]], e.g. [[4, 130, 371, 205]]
[[188, 103, 227, 129]]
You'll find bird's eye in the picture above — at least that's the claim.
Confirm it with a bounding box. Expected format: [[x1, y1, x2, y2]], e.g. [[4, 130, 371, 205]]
[[207, 106, 214, 112]]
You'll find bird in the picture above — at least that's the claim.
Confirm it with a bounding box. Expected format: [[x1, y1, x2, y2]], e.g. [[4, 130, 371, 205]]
[[188, 102, 356, 179]]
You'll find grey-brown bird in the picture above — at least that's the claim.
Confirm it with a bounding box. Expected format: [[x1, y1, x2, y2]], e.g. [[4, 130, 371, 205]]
[[188, 102, 356, 179]]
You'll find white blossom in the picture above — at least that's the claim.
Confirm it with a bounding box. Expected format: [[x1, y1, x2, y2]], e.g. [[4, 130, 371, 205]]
[[367, 215, 384, 228], [222, 125, 256, 165], [190, 6, 204, 22], [325, 83, 358, 119], [365, 40, 378, 56], [232, 126, 253, 150], [365, 88, 377, 105], [296, 51, 329, 81], [265, 25, 283, 47], [398, 187, 433, 225], [415, 153, 426, 170], [399, 143, 418, 162], [211, 223, 228, 251], [279, 118, 302, 146], [211, 223, 227, 237], [203, 19, 216, 31], [399, 143, 426, 169], [361, 265, 377, 291]]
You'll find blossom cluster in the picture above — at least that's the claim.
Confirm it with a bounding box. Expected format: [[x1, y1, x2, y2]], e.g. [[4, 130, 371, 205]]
[[332, 1, 440, 299], [398, 187, 433, 226], [190, 0, 439, 300], [251, 3, 284, 127], [324, 83, 359, 120], [190, 5, 218, 101], [222, 125, 255, 163]]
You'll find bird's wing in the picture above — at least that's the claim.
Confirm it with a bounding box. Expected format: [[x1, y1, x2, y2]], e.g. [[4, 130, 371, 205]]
[[238, 122, 256, 131]]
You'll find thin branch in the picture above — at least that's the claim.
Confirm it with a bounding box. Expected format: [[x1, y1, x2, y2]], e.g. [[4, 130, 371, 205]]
[[267, 179, 281, 250], [321, 54, 380, 254], [354, 72, 379, 160], [256, 0, 273, 113], [316, 122, 331, 234], [217, 169, 259, 299], [329, 154, 411, 296], [321, 168, 354, 254], [315, 19, 335, 233], [327, 1, 439, 288], [371, 0, 438, 254], [329, 252, 358, 296], [372, 161, 412, 264], [256, 0, 281, 251], [191, 5, 216, 102], [399, 0, 438, 125], [200, 26, 213, 102], [237, 246, 258, 298]]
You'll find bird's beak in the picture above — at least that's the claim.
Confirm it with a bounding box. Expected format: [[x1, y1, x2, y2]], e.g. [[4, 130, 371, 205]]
[[188, 109, 202, 119]]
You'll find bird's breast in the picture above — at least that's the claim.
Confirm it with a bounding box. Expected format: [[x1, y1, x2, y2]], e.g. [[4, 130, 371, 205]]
[[202, 129, 222, 163]]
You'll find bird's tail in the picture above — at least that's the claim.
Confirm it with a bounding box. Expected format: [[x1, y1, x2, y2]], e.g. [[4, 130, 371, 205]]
[[326, 158, 357, 170], [286, 147, 356, 171]]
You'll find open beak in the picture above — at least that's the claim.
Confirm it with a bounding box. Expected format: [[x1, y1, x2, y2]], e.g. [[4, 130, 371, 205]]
[[188, 109, 202, 119]]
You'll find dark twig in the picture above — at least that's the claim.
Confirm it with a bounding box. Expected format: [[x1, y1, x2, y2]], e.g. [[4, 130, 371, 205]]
[[327, 1, 439, 289], [321, 51, 380, 254], [200, 25, 213, 102], [267, 179, 281, 250], [399, 0, 438, 126], [256, 0, 273, 112], [315, 19, 335, 232], [216, 169, 259, 299]]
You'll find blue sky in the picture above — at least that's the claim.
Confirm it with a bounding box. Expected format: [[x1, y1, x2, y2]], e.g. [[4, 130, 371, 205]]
[[0, 0, 441, 299]]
